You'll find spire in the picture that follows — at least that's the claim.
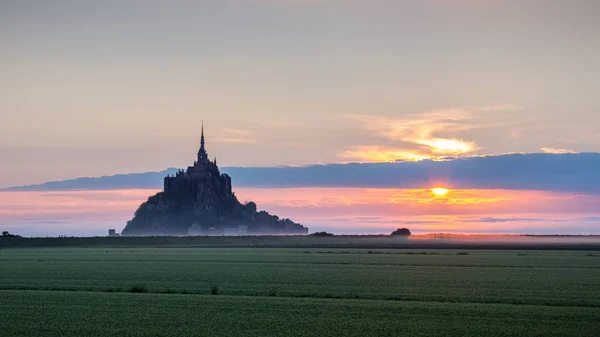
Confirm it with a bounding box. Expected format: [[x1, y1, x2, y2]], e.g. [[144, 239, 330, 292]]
[[201, 121, 205, 149], [198, 121, 208, 161]]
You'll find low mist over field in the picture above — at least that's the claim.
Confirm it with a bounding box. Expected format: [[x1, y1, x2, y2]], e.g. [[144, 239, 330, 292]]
[[3, 187, 600, 237]]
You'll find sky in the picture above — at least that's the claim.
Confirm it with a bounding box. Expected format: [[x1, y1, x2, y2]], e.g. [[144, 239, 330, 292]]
[[1, 1, 599, 235]]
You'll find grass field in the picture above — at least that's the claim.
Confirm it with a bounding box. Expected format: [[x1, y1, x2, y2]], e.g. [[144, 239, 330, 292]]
[[1, 248, 600, 336]]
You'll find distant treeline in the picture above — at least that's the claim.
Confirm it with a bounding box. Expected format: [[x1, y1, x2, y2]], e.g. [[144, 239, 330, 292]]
[[1, 235, 600, 250]]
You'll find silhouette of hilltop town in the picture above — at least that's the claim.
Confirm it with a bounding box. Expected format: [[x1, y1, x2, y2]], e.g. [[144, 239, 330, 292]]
[[122, 124, 308, 236]]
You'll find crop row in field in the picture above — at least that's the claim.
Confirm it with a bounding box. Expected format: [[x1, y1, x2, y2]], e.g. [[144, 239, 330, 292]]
[[3, 290, 600, 337], [1, 248, 600, 308]]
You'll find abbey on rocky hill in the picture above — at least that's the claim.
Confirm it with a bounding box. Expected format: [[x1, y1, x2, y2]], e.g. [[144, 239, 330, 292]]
[[163, 125, 232, 202], [121, 125, 309, 236]]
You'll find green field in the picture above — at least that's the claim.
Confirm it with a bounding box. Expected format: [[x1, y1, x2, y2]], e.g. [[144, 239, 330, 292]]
[[1, 248, 599, 336]]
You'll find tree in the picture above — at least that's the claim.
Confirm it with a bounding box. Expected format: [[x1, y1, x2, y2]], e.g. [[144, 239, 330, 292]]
[[309, 232, 334, 237], [245, 201, 257, 213], [1, 231, 20, 238], [390, 228, 411, 236]]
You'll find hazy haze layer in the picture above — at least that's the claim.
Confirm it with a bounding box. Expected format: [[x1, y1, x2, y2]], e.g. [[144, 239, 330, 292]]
[[2, 188, 600, 237]]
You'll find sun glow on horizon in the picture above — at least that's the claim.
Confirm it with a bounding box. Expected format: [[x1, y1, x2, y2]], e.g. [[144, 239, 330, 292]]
[[431, 188, 450, 196], [2, 188, 600, 236]]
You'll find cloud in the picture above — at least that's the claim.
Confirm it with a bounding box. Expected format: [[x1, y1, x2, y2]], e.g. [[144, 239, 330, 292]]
[[217, 138, 257, 144], [541, 147, 577, 154], [215, 128, 257, 144], [413, 138, 475, 155], [220, 128, 255, 137], [343, 109, 488, 162], [223, 153, 600, 194], [339, 146, 431, 162], [465, 217, 548, 223], [5, 153, 600, 194], [340, 105, 536, 163], [474, 105, 525, 112]]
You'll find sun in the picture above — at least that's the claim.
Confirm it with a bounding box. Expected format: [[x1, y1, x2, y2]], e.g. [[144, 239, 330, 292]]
[[431, 187, 450, 196]]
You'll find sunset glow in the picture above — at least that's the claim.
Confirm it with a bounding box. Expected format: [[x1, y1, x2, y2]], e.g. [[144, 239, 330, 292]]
[[431, 188, 450, 196], [2, 187, 600, 236], [2, 3, 600, 335], [339, 146, 431, 162], [341, 113, 479, 163], [415, 138, 475, 155], [1, 0, 599, 240]]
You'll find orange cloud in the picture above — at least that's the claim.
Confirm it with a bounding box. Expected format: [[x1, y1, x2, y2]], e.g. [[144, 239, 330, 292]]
[[411, 138, 475, 155], [339, 146, 431, 162], [342, 109, 481, 162]]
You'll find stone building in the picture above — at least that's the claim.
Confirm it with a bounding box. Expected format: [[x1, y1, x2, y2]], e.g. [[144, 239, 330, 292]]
[[163, 124, 232, 200]]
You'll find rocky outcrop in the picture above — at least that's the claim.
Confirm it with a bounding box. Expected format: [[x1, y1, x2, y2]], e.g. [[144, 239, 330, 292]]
[[121, 190, 307, 236], [121, 127, 308, 236]]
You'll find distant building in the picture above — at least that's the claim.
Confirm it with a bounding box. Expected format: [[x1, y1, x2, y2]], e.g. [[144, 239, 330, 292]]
[[108, 229, 119, 237], [224, 225, 248, 236], [163, 124, 232, 198], [189, 224, 249, 236], [238, 225, 248, 235]]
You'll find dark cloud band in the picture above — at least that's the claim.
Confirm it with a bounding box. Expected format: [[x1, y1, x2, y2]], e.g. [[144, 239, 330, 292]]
[[3, 153, 600, 193]]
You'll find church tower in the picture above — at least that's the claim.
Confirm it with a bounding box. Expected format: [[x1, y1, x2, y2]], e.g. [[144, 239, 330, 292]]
[[198, 122, 208, 162]]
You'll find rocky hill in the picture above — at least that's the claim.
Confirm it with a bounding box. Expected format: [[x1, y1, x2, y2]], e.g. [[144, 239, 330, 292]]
[[121, 127, 308, 236]]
